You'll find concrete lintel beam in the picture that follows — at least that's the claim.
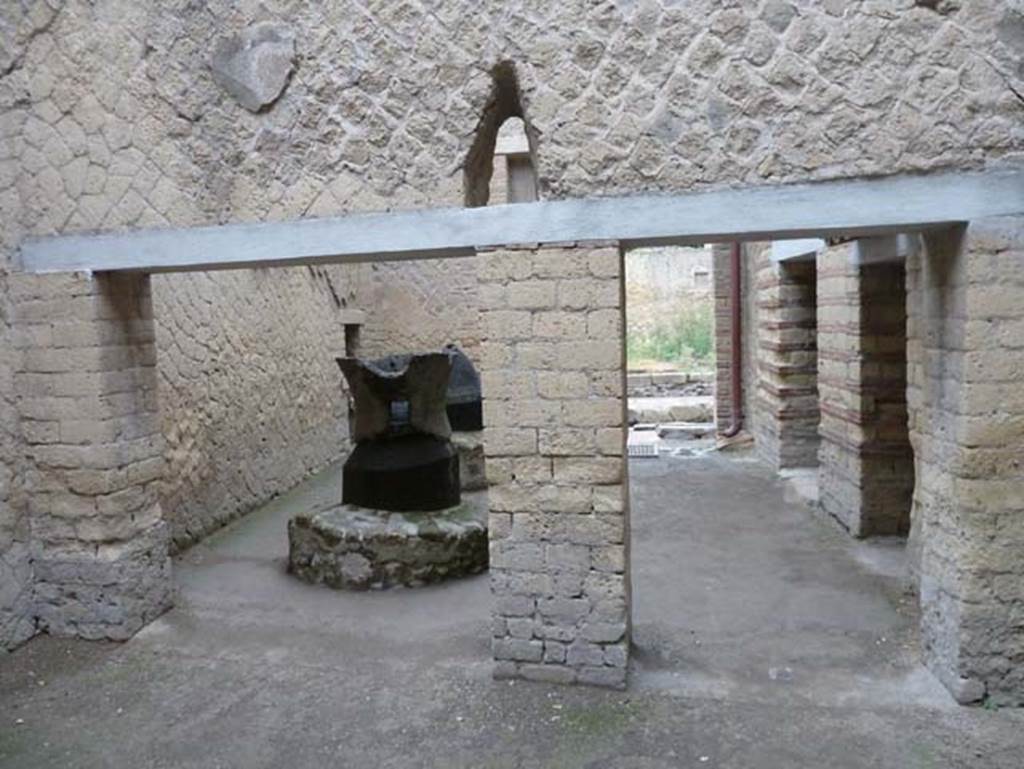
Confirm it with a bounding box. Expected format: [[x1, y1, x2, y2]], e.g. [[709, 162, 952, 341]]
[[771, 238, 826, 263], [17, 168, 1024, 275], [849, 233, 921, 266]]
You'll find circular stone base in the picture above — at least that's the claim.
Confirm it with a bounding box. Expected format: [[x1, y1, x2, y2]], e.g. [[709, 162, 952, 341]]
[[287, 490, 488, 590], [452, 431, 486, 491]]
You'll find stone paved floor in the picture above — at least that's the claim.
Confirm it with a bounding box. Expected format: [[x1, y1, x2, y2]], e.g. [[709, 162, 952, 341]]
[[1, 454, 1021, 768]]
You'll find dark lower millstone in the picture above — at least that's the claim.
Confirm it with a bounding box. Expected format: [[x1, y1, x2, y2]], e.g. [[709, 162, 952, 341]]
[[287, 490, 488, 590], [342, 434, 460, 512]]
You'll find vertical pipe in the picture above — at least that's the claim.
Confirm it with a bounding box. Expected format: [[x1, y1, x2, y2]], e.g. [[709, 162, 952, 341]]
[[722, 241, 744, 437]]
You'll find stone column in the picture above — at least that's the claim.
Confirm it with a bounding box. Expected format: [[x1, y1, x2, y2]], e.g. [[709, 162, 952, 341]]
[[478, 242, 629, 688], [13, 271, 172, 641], [816, 243, 913, 537], [908, 218, 1024, 705], [752, 253, 820, 469]]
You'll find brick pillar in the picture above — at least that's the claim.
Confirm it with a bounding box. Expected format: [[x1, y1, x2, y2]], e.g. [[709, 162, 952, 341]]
[[909, 218, 1024, 705], [753, 254, 819, 469], [478, 242, 629, 688], [816, 244, 913, 537], [13, 272, 172, 641], [712, 243, 735, 430]]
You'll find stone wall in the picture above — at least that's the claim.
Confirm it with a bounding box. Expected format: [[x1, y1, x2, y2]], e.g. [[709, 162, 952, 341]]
[[907, 219, 1024, 705], [153, 267, 357, 550], [352, 257, 483, 363], [480, 243, 629, 687], [817, 243, 913, 537]]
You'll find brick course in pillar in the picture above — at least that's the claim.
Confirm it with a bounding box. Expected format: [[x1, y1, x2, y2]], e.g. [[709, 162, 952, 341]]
[[816, 244, 914, 537], [751, 253, 820, 469], [12, 272, 172, 641], [908, 218, 1024, 705], [478, 242, 629, 688]]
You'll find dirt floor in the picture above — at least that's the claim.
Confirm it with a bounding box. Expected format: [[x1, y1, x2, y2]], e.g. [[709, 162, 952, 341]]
[[1, 453, 1021, 768]]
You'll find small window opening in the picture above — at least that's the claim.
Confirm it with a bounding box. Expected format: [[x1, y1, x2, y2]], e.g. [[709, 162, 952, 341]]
[[463, 61, 539, 207], [492, 118, 538, 204]]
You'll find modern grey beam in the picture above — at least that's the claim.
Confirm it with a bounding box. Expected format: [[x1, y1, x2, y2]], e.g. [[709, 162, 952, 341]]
[[849, 234, 921, 266], [770, 238, 826, 263], [18, 168, 1024, 275]]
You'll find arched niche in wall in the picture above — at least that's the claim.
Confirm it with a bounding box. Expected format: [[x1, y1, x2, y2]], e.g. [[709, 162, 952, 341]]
[[463, 62, 539, 207]]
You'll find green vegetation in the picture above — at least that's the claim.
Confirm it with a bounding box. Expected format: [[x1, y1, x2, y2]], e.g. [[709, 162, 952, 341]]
[[627, 298, 714, 370]]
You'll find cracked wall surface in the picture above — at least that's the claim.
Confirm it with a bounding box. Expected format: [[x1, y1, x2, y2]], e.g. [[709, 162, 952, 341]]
[[1, 0, 1022, 659]]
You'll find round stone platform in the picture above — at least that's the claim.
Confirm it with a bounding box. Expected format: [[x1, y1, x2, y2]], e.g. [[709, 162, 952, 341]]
[[287, 490, 488, 590]]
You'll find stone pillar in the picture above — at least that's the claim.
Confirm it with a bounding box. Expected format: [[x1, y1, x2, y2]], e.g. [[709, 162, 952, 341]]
[[816, 243, 913, 536], [13, 272, 172, 641], [908, 218, 1024, 705], [478, 242, 629, 688], [752, 254, 820, 469]]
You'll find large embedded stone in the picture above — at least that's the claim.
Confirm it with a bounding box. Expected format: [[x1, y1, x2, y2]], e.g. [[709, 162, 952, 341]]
[[211, 22, 296, 112], [287, 491, 488, 590]]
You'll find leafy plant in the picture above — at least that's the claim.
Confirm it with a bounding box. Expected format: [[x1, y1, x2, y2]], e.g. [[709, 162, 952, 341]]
[[627, 299, 714, 370]]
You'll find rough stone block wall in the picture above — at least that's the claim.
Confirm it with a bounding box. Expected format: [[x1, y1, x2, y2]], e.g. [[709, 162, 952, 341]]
[[751, 254, 820, 469], [153, 267, 356, 550], [479, 243, 629, 687], [11, 272, 173, 641], [352, 257, 483, 364], [908, 219, 1024, 705], [817, 244, 913, 537]]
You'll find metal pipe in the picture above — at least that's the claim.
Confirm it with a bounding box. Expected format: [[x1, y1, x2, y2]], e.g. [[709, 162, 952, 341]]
[[722, 241, 744, 438]]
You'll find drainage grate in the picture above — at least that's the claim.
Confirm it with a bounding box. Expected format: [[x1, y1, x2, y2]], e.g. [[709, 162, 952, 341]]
[[628, 443, 658, 458], [627, 430, 660, 458]]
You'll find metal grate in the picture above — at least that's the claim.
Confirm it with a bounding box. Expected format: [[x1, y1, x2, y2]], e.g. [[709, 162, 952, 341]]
[[627, 430, 660, 458]]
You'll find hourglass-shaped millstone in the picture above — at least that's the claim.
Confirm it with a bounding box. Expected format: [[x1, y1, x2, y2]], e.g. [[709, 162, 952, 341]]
[[336, 352, 460, 512]]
